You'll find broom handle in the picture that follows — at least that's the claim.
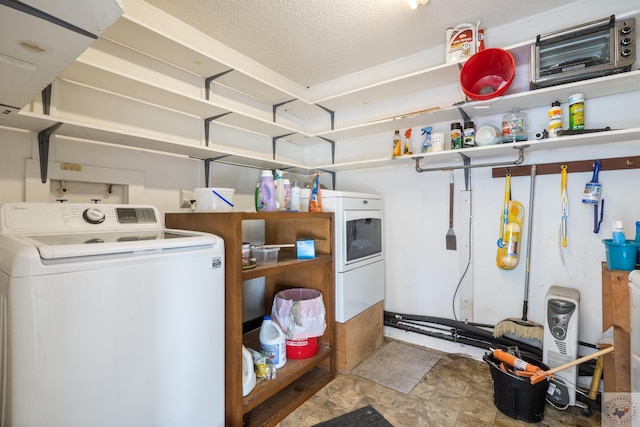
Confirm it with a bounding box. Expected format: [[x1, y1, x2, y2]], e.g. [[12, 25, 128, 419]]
[[523, 164, 536, 321], [543, 346, 613, 377]]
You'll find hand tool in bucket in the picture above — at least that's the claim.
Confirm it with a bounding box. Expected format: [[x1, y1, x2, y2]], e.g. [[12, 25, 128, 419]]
[[582, 160, 604, 233], [491, 348, 542, 375], [446, 171, 457, 250], [528, 346, 614, 385], [494, 165, 544, 343], [496, 170, 524, 269]]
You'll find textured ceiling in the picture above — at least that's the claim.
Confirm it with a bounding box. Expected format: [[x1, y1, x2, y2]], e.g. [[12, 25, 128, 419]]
[[144, 0, 580, 89]]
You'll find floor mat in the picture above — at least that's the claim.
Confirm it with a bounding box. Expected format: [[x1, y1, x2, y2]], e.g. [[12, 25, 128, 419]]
[[312, 405, 393, 427], [351, 340, 440, 394]]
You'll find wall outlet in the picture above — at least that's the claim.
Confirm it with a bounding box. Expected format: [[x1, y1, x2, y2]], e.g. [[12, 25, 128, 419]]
[[180, 190, 195, 208]]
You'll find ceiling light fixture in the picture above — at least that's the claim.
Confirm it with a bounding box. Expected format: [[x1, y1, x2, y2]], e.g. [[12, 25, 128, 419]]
[[407, 0, 429, 9]]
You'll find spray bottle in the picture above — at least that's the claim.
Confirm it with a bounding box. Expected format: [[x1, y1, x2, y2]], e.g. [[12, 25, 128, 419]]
[[420, 127, 432, 153], [309, 172, 322, 212]]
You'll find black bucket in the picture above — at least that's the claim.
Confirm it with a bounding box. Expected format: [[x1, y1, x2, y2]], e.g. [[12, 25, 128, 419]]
[[483, 353, 550, 423]]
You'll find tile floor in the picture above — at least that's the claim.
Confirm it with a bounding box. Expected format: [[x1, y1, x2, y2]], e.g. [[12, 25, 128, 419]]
[[277, 340, 601, 427]]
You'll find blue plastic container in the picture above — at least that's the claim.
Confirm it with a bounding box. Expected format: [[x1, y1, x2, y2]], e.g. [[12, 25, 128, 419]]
[[603, 239, 640, 271]]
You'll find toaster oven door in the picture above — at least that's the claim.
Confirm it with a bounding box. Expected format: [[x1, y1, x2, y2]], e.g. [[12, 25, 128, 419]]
[[532, 17, 614, 88]]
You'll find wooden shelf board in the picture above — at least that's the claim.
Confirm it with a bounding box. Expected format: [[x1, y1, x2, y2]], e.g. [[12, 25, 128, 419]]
[[242, 366, 334, 427], [242, 253, 332, 280]]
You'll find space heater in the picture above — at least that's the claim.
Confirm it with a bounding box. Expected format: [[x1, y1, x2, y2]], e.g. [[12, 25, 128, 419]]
[[543, 286, 580, 408]]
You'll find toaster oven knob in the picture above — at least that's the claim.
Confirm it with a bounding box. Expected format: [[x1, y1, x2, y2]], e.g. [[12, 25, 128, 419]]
[[621, 37, 633, 47], [621, 25, 633, 36], [621, 48, 633, 58]]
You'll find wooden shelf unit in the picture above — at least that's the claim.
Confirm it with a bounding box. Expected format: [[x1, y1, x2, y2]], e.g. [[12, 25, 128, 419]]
[[601, 262, 631, 393], [165, 211, 336, 427]]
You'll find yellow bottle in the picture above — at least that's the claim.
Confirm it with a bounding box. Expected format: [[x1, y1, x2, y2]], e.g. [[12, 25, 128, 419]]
[[501, 222, 520, 268], [497, 200, 524, 269], [392, 130, 401, 158]]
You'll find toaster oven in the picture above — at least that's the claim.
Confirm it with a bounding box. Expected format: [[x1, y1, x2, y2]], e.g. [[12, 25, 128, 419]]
[[530, 15, 636, 89]]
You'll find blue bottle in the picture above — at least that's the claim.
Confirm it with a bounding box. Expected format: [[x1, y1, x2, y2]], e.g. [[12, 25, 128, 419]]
[[612, 221, 626, 244]]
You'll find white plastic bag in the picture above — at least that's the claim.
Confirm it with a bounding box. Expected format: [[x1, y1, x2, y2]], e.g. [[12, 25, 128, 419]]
[[272, 288, 326, 340]]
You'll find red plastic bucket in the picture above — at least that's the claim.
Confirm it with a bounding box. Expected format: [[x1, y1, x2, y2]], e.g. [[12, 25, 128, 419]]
[[459, 48, 515, 100], [286, 337, 319, 359]]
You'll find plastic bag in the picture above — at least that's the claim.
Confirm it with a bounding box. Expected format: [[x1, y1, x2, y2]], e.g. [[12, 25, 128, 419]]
[[271, 288, 326, 340]]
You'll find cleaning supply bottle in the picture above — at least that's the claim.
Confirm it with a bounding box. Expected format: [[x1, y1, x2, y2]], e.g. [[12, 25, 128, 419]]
[[420, 127, 432, 153], [274, 169, 285, 211], [291, 181, 301, 211], [284, 179, 291, 210], [612, 220, 626, 243], [309, 172, 322, 212], [501, 221, 521, 268], [404, 128, 412, 155], [259, 315, 286, 369], [548, 101, 562, 138], [242, 345, 256, 397], [392, 130, 401, 158], [569, 93, 584, 130], [463, 122, 475, 147], [257, 170, 276, 212]]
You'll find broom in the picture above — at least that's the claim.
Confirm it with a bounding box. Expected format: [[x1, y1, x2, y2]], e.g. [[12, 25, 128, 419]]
[[494, 164, 544, 343]]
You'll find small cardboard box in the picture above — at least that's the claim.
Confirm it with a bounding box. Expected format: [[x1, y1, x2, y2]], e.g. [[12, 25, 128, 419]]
[[296, 239, 315, 259]]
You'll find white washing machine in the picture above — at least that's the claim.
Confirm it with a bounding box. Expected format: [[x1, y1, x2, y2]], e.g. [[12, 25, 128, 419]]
[[0, 202, 225, 427]]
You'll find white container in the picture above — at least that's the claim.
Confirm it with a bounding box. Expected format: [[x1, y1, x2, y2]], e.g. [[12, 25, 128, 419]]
[[431, 132, 445, 151], [242, 345, 256, 397], [251, 247, 279, 265], [300, 188, 311, 212], [259, 315, 286, 369], [476, 125, 501, 146], [194, 188, 235, 212], [291, 181, 301, 211]]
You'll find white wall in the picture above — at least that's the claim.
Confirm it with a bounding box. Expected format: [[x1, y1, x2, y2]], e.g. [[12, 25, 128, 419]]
[[1, 0, 638, 357]]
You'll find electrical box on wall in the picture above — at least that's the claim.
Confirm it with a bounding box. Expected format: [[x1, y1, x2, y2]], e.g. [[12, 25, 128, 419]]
[[180, 190, 195, 208]]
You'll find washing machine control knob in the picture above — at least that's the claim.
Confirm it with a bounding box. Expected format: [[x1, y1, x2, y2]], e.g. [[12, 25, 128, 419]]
[[83, 208, 106, 224]]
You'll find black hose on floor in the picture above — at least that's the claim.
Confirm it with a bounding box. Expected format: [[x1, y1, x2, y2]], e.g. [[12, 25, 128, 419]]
[[384, 311, 542, 357]]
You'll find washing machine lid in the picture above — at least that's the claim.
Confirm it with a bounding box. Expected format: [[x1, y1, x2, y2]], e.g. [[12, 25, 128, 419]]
[[17, 230, 217, 260]]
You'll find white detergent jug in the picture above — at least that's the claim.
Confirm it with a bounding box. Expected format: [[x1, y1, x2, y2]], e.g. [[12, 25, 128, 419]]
[[259, 315, 286, 369], [242, 345, 256, 397]]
